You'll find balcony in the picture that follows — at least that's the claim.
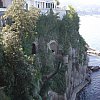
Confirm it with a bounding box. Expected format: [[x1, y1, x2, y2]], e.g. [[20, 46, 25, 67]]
[[0, 7, 7, 12], [0, 1, 7, 11]]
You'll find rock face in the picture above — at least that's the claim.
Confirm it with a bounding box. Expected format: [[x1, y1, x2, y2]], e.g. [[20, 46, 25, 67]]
[[65, 47, 88, 100], [36, 36, 88, 100], [36, 37, 88, 100], [48, 91, 65, 100], [91, 66, 100, 72]]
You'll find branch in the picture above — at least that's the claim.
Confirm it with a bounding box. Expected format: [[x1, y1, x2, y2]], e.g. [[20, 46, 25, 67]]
[[39, 62, 62, 98], [45, 62, 61, 81]]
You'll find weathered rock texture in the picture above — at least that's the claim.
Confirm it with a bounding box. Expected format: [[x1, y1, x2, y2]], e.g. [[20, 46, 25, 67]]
[[35, 9, 89, 100], [65, 47, 88, 100]]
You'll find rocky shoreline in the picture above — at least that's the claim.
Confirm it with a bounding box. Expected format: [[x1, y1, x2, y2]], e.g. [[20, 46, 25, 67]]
[[71, 80, 90, 100], [88, 66, 100, 72], [73, 65, 100, 100]]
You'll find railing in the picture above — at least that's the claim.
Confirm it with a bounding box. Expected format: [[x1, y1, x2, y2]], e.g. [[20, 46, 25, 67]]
[[0, 7, 7, 11], [40, 7, 67, 11]]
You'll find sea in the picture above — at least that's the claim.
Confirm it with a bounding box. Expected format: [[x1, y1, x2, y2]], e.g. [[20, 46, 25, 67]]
[[79, 15, 100, 66], [77, 15, 100, 100]]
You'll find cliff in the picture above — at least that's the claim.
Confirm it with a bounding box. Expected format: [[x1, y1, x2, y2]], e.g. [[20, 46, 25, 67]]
[[0, 2, 89, 100], [35, 6, 89, 100], [65, 47, 89, 100]]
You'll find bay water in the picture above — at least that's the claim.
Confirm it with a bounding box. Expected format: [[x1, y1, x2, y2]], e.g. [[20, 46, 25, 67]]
[[79, 15, 100, 66], [78, 15, 100, 100]]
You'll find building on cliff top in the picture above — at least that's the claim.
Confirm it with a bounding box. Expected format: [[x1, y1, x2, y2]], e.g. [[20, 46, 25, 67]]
[[0, 0, 67, 18]]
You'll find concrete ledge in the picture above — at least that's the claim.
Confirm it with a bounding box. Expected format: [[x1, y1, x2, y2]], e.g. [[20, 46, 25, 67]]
[[70, 81, 89, 100]]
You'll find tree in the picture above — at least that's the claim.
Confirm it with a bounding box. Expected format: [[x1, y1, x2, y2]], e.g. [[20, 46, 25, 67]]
[[36, 7, 86, 99], [1, 1, 87, 99], [2, 0, 40, 100], [33, 5, 86, 100], [3, 0, 39, 55], [62, 5, 87, 64], [0, 31, 6, 87], [36, 9, 66, 99], [62, 5, 80, 48], [36, 9, 59, 98]]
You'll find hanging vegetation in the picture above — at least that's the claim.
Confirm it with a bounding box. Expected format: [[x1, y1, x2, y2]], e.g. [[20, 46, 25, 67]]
[[0, 1, 87, 99]]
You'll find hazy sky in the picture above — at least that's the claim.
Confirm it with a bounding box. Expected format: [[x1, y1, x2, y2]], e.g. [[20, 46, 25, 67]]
[[59, 0, 100, 6]]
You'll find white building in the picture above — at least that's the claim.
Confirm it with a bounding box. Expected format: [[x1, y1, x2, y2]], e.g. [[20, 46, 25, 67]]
[[29, 0, 57, 9], [27, 0, 67, 18], [0, 0, 12, 15], [0, 0, 67, 18]]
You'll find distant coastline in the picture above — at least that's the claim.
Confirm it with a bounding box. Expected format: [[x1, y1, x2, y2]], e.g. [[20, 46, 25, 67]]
[[77, 11, 100, 16]]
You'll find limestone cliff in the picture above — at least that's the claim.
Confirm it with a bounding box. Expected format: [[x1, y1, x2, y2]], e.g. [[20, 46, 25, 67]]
[[65, 47, 88, 100], [35, 6, 89, 100]]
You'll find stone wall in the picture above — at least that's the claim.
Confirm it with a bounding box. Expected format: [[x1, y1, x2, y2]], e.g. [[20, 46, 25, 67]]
[[65, 47, 88, 100]]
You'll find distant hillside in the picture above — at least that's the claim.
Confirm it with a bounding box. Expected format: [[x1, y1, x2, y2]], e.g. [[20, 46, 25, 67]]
[[74, 4, 100, 15]]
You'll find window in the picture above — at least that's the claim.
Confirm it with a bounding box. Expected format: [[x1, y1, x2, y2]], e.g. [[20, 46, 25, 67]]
[[46, 3, 48, 8], [0, 0, 3, 8], [26, 3, 28, 10], [46, 3, 51, 8], [53, 3, 54, 8], [40, 2, 42, 8], [38, 4, 39, 8], [32, 43, 36, 54], [51, 3, 52, 8], [35, 1, 37, 7], [48, 3, 50, 8], [51, 3, 54, 9], [43, 2, 44, 8]]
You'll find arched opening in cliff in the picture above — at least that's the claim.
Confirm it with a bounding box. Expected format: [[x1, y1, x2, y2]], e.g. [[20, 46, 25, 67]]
[[32, 42, 36, 54]]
